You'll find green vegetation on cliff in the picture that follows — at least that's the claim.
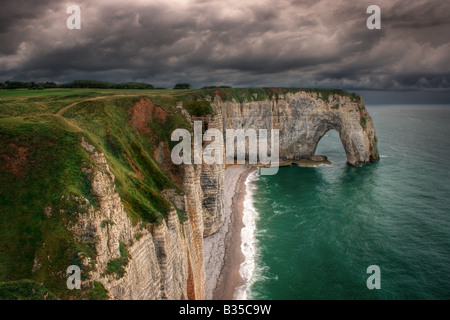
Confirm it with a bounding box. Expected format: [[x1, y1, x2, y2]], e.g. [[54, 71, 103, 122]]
[[0, 89, 194, 299], [105, 242, 130, 278], [175, 87, 361, 104], [0, 280, 57, 300]]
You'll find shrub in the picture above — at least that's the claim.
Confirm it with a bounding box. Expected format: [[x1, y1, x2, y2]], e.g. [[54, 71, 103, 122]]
[[173, 83, 191, 90], [360, 116, 367, 130], [0, 280, 57, 300], [105, 242, 130, 278], [331, 104, 340, 110], [100, 220, 115, 228], [183, 100, 214, 116], [89, 281, 109, 300]]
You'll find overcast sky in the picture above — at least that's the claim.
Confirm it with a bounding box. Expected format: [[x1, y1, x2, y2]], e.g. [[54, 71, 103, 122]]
[[1, 0, 450, 100]]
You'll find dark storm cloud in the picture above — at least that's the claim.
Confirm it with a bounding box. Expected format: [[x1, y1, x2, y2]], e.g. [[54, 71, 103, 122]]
[[1, 0, 449, 92], [0, 0, 65, 54], [0, 0, 59, 32]]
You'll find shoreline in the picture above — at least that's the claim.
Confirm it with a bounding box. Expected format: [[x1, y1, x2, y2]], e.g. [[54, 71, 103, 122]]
[[203, 165, 256, 300]]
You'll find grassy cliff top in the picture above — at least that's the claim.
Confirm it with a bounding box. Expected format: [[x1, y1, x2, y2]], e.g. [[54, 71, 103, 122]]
[[0, 87, 360, 104], [184, 87, 361, 103], [0, 90, 188, 298]]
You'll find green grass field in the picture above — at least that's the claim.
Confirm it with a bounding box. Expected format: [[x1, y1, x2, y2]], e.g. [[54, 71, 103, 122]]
[[0, 88, 174, 99]]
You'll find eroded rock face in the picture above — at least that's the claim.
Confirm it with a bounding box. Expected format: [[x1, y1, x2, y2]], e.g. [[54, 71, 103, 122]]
[[70, 138, 205, 300], [197, 107, 226, 237], [214, 91, 379, 166]]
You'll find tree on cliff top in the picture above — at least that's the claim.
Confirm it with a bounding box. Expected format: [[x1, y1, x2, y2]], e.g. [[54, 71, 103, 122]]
[[173, 83, 191, 89]]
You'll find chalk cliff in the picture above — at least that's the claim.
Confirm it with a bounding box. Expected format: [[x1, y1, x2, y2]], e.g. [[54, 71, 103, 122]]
[[0, 88, 378, 300], [71, 138, 205, 299], [215, 91, 379, 166]]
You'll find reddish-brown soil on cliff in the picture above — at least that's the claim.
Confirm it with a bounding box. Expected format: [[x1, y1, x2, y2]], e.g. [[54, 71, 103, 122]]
[[129, 97, 168, 134]]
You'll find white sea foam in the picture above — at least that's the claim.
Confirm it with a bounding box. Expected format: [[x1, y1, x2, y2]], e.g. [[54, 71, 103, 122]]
[[233, 170, 259, 300], [316, 163, 333, 167]]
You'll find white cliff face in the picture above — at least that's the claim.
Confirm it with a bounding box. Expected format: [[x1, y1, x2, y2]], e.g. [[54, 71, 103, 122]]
[[213, 91, 379, 166], [197, 106, 226, 238], [70, 138, 205, 300]]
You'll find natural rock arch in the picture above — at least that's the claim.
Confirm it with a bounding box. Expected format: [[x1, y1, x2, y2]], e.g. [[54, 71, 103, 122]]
[[216, 91, 379, 167], [294, 110, 377, 166]]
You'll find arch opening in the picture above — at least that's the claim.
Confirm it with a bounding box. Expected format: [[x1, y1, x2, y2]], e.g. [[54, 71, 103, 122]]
[[314, 129, 348, 165]]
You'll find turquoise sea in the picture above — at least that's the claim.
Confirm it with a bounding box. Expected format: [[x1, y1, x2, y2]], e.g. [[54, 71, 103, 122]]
[[241, 105, 450, 300]]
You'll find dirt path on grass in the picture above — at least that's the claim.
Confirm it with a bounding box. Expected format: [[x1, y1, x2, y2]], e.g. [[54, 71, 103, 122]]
[[55, 94, 139, 116], [5, 94, 148, 133]]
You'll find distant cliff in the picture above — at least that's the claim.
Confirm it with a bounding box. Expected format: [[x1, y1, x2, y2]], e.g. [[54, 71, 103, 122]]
[[0, 88, 378, 300], [216, 90, 379, 166]]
